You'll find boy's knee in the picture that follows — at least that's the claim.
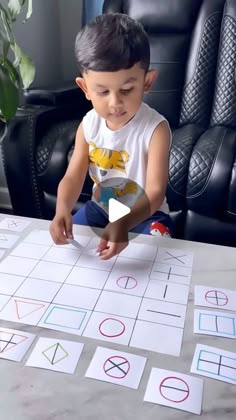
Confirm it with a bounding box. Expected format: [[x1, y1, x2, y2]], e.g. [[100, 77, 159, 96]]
[[149, 221, 171, 237]]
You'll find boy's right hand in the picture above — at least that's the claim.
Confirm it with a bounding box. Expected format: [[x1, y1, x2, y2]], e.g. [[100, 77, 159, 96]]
[[49, 211, 73, 245]]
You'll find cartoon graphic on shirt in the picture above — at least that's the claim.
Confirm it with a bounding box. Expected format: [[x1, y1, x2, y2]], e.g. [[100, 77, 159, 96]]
[[88, 142, 139, 211], [89, 142, 129, 182]]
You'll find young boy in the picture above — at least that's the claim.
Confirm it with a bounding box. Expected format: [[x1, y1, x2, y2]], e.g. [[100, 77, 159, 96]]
[[50, 13, 172, 259]]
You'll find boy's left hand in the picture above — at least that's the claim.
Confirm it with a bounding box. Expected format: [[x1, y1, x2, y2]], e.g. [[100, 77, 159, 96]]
[[97, 221, 128, 260]]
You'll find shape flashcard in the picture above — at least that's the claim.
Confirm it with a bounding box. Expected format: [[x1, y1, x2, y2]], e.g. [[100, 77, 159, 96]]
[[150, 263, 192, 285], [144, 368, 204, 415], [38, 304, 92, 336], [194, 309, 236, 339], [0, 327, 36, 362], [0, 217, 31, 232], [191, 344, 236, 385], [156, 247, 194, 268], [0, 229, 193, 356], [194, 285, 236, 311], [25, 337, 84, 374], [85, 346, 147, 389]]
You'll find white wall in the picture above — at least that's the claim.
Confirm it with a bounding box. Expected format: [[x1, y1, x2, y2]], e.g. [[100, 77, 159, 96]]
[[0, 0, 83, 209]]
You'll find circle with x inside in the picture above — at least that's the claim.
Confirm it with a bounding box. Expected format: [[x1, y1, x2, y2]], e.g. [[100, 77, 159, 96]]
[[159, 376, 190, 403], [103, 355, 130, 379], [205, 290, 228, 306]]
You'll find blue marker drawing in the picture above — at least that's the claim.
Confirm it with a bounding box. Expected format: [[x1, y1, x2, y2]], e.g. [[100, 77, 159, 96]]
[[198, 312, 236, 337], [43, 306, 88, 330], [197, 350, 236, 382]]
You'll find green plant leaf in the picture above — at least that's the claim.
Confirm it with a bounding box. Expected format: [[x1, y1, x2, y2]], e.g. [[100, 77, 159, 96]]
[[0, 30, 10, 57], [0, 63, 19, 122], [8, 0, 21, 20], [13, 43, 35, 88], [0, 57, 20, 87]]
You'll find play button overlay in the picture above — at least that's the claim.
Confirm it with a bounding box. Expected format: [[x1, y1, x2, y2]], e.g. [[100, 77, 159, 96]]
[[85, 177, 150, 241], [108, 198, 131, 223]]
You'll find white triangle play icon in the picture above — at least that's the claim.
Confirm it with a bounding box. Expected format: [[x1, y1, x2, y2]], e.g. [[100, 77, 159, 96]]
[[108, 198, 131, 223]]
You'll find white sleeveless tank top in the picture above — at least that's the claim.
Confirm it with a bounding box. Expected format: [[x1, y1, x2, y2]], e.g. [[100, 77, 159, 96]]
[[82, 102, 170, 215]]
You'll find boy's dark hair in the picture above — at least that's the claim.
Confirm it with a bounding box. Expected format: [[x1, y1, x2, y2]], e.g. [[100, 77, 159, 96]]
[[75, 13, 150, 73]]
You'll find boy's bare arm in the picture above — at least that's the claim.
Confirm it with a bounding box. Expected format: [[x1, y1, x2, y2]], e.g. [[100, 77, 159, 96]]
[[98, 121, 170, 259], [50, 123, 89, 244]]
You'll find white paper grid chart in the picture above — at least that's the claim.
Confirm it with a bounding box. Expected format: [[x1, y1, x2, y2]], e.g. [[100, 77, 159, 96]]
[[0, 229, 193, 356]]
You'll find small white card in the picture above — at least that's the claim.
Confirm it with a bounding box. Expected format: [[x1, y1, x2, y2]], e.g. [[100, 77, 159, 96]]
[[191, 344, 236, 385], [144, 368, 203, 415], [194, 285, 236, 311], [25, 337, 84, 374], [85, 346, 146, 389], [0, 218, 31, 232], [130, 320, 183, 357], [0, 233, 19, 249], [194, 309, 236, 339], [0, 327, 36, 362]]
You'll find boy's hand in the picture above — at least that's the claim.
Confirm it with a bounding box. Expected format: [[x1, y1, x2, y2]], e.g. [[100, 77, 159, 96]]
[[49, 211, 73, 245], [97, 220, 128, 260]]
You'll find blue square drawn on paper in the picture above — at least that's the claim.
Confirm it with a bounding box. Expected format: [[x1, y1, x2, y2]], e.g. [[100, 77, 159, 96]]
[[197, 350, 236, 382], [198, 313, 236, 336], [43, 306, 87, 330]]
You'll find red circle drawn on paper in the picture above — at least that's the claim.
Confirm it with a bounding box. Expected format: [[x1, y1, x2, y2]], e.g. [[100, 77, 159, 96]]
[[159, 376, 190, 403], [99, 318, 125, 337], [205, 290, 228, 306]]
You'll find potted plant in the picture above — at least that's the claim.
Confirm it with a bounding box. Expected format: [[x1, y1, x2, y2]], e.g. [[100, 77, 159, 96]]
[[0, 0, 35, 141]]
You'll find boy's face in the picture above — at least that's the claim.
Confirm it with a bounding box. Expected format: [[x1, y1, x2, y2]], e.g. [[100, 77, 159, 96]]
[[76, 64, 157, 130]]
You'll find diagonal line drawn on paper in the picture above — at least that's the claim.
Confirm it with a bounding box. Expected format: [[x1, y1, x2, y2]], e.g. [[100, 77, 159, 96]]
[[7, 220, 21, 229], [42, 342, 69, 365], [0, 331, 27, 353], [14, 299, 46, 319], [103, 356, 130, 378], [162, 252, 187, 265], [197, 350, 236, 381]]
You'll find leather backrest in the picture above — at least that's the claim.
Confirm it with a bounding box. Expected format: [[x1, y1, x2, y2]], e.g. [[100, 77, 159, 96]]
[[103, 0, 225, 129], [211, 0, 236, 128]]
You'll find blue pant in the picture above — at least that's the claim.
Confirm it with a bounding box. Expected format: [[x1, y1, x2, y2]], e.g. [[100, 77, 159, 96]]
[[73, 201, 173, 236]]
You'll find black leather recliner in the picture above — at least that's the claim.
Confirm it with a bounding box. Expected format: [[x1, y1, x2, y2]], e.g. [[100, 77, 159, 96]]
[[3, 0, 236, 247]]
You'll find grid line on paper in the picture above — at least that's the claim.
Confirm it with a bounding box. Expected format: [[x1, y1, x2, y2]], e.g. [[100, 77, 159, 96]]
[[0, 228, 193, 356]]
